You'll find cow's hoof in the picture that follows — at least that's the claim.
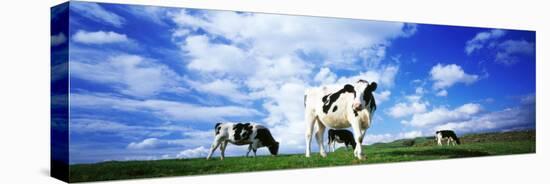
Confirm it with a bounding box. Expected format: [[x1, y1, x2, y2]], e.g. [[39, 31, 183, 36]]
[[320, 152, 327, 158], [305, 154, 311, 158]]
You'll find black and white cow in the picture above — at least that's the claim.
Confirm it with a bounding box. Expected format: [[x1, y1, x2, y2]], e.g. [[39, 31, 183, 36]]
[[435, 130, 461, 146], [327, 129, 356, 152], [304, 79, 377, 159], [206, 122, 279, 160]]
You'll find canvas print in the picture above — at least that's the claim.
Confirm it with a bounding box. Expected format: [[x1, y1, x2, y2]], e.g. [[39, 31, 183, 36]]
[[51, 1, 536, 183]]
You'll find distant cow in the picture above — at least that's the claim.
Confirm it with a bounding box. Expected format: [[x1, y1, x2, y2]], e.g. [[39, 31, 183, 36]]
[[206, 122, 279, 160], [327, 129, 356, 152], [304, 79, 377, 159], [435, 130, 461, 146]]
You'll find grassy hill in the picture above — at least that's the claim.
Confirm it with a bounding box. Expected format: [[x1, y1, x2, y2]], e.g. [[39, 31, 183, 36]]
[[69, 130, 535, 182]]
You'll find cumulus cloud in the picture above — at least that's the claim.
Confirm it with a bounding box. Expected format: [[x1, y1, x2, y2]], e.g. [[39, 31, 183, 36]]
[[71, 54, 182, 97], [402, 103, 483, 127], [387, 86, 428, 118], [434, 105, 535, 133], [364, 130, 425, 145], [388, 101, 429, 118], [183, 35, 252, 75], [72, 30, 129, 44], [375, 90, 391, 104], [169, 10, 414, 69], [186, 78, 254, 103], [465, 29, 534, 65], [125, 6, 170, 25], [51, 32, 66, 46], [436, 89, 448, 97], [495, 39, 535, 65], [430, 63, 479, 90], [71, 93, 263, 122], [465, 29, 506, 55], [127, 132, 213, 150], [71, 2, 125, 27], [70, 118, 199, 139], [128, 138, 159, 149], [177, 146, 210, 158]]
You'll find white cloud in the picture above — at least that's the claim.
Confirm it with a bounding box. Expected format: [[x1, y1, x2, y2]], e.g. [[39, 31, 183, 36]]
[[71, 54, 182, 97], [430, 63, 479, 90], [314, 67, 337, 85], [495, 39, 535, 65], [177, 146, 209, 158], [364, 130, 425, 145], [335, 65, 399, 88], [183, 35, 252, 75], [169, 9, 414, 69], [72, 30, 129, 44], [434, 105, 534, 133], [70, 118, 195, 139], [402, 103, 482, 127], [126, 6, 170, 25], [166, 9, 415, 155], [375, 90, 391, 104], [465, 29, 534, 65], [128, 138, 159, 149], [387, 86, 428, 118], [465, 29, 506, 55], [71, 2, 125, 27], [436, 89, 448, 97], [71, 93, 263, 122], [520, 93, 536, 104], [51, 32, 66, 46], [186, 78, 254, 103], [388, 101, 428, 118]]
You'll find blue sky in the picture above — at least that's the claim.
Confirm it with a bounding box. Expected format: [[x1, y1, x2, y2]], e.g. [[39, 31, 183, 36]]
[[54, 2, 535, 164]]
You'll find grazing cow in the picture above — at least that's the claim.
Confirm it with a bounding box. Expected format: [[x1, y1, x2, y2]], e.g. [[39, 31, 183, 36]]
[[327, 129, 356, 152], [304, 79, 377, 159], [206, 122, 279, 160], [435, 130, 461, 146]]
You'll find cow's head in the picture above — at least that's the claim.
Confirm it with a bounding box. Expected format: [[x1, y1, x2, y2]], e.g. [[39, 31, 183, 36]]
[[268, 141, 279, 156], [352, 80, 377, 112]]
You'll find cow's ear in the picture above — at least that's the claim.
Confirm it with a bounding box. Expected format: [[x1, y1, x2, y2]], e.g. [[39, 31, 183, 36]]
[[367, 82, 377, 92]]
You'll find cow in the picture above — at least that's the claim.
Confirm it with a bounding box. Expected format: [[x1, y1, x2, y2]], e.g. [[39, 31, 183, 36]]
[[327, 129, 356, 152], [304, 79, 377, 159], [435, 130, 461, 146], [206, 122, 279, 160]]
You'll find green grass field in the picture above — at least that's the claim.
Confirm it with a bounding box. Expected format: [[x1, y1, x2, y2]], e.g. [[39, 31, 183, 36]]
[[69, 130, 535, 182]]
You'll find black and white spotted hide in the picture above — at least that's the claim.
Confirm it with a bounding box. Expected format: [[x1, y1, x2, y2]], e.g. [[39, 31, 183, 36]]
[[327, 129, 357, 152], [435, 130, 461, 146], [206, 122, 279, 160]]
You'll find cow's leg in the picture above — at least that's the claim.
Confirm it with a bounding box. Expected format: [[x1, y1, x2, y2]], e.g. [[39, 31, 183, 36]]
[[315, 122, 327, 157], [447, 138, 450, 146], [359, 129, 367, 144], [350, 120, 364, 160], [220, 141, 228, 160], [327, 140, 331, 152], [305, 112, 316, 158], [246, 144, 252, 157], [253, 148, 257, 158], [359, 129, 366, 143], [206, 136, 223, 160]]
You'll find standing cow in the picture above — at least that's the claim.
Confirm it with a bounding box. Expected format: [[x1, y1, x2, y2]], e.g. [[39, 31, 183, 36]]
[[327, 129, 357, 152], [304, 80, 377, 159], [206, 122, 279, 160], [435, 130, 461, 146]]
